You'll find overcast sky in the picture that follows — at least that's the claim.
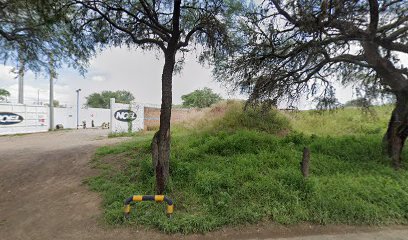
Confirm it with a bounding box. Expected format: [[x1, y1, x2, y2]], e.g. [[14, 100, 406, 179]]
[[0, 47, 246, 107], [1, 46, 405, 109]]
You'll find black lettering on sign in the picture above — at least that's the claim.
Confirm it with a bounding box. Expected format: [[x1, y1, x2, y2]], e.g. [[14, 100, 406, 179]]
[[0, 112, 24, 125], [114, 110, 137, 122]]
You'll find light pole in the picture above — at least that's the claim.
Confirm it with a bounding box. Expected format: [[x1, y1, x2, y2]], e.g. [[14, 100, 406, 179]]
[[37, 89, 40, 105], [18, 52, 25, 104], [49, 77, 54, 131], [76, 89, 81, 129]]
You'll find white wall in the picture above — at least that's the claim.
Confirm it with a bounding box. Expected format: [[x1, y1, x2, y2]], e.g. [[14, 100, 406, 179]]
[[80, 107, 110, 128], [54, 107, 76, 129], [53, 107, 110, 129], [0, 100, 142, 135], [0, 103, 48, 135], [110, 99, 144, 133], [0, 102, 112, 135]]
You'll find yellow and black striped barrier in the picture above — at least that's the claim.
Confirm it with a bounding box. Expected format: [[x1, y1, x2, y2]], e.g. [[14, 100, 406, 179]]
[[124, 195, 174, 218]]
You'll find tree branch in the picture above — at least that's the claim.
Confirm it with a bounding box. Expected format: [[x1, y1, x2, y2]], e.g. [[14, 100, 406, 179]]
[[76, 1, 166, 51], [329, 54, 373, 68], [139, 0, 172, 34], [376, 40, 408, 54], [270, 0, 297, 24], [177, 25, 203, 49], [368, 0, 379, 38]]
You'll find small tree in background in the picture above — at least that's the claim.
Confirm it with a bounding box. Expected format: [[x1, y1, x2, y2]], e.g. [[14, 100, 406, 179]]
[[314, 96, 342, 111], [344, 98, 373, 108], [0, 89, 10, 102], [181, 87, 222, 108], [85, 90, 135, 109], [45, 100, 60, 107]]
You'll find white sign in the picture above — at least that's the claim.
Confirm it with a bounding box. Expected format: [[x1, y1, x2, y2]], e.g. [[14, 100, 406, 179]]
[[110, 98, 144, 133], [0, 103, 48, 135]]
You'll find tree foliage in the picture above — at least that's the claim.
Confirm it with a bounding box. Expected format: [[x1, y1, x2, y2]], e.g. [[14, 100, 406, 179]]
[[85, 90, 135, 108], [314, 86, 342, 111], [181, 87, 222, 108], [0, 0, 95, 74], [215, 0, 408, 168], [45, 100, 60, 107], [0, 88, 10, 102], [216, 0, 407, 103]]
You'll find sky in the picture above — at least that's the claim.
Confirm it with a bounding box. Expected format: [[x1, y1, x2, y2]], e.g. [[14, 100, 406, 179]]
[[0, 47, 246, 107], [2, 45, 406, 109], [0, 46, 359, 110]]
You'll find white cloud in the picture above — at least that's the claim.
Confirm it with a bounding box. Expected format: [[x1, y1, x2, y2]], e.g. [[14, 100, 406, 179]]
[[0, 65, 16, 84], [91, 75, 106, 82], [4, 82, 72, 106]]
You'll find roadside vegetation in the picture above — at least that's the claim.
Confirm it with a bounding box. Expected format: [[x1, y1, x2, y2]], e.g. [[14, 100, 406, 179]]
[[87, 101, 408, 233]]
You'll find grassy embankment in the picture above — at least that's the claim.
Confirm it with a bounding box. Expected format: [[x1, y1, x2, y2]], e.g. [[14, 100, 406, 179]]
[[87, 101, 408, 233]]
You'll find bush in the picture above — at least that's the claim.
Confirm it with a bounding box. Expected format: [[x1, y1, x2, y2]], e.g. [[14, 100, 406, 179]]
[[209, 101, 291, 135]]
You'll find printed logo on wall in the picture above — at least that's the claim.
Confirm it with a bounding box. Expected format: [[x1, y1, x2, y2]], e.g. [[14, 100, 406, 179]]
[[38, 114, 46, 126], [114, 110, 137, 122], [0, 112, 24, 125]]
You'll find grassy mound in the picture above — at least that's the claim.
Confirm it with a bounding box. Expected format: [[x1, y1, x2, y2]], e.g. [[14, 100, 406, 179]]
[[87, 103, 408, 233], [196, 101, 291, 135]]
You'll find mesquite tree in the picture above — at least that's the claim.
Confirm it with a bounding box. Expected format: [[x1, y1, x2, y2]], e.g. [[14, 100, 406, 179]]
[[74, 0, 239, 193], [215, 0, 408, 169]]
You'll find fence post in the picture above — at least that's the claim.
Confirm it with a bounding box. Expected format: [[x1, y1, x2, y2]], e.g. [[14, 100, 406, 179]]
[[301, 147, 310, 178]]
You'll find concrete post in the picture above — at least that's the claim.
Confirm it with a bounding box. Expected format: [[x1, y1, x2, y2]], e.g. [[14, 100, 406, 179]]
[[110, 98, 115, 133], [18, 56, 24, 104], [49, 75, 54, 131]]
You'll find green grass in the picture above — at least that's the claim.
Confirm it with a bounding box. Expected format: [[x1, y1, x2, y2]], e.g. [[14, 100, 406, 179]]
[[87, 103, 408, 233], [108, 132, 140, 138], [288, 105, 394, 136]]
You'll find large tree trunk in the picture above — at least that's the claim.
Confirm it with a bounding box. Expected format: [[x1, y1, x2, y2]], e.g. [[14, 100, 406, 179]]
[[152, 0, 181, 194], [362, 41, 408, 169], [152, 50, 177, 194], [383, 91, 408, 169]]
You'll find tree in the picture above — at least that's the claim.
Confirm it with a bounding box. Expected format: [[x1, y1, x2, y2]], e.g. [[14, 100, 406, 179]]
[[85, 90, 135, 108], [0, 88, 10, 102], [215, 0, 408, 169], [0, 0, 95, 74], [181, 87, 222, 108], [45, 100, 60, 107], [73, 0, 241, 193], [314, 97, 342, 111], [344, 98, 373, 108]]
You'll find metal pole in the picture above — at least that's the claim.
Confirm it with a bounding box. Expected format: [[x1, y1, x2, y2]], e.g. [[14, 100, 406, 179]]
[[18, 53, 24, 104], [49, 54, 55, 130], [49, 76, 54, 131], [76, 89, 81, 129], [37, 89, 40, 105]]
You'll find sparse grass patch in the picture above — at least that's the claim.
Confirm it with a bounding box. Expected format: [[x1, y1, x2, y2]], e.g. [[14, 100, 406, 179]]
[[88, 103, 408, 233], [288, 105, 393, 136], [108, 132, 134, 138]]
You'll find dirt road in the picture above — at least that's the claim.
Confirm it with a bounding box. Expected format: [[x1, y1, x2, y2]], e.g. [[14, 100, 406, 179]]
[[0, 130, 407, 240]]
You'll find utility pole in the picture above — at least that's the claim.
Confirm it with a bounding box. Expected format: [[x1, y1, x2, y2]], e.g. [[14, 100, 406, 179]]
[[76, 89, 81, 129], [37, 89, 40, 105], [49, 69, 55, 131], [18, 52, 25, 104], [49, 54, 55, 131]]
